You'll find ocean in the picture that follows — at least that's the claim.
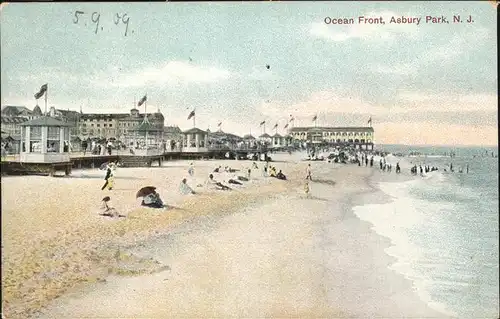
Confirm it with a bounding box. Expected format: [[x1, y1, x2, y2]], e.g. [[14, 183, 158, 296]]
[[353, 145, 499, 318]]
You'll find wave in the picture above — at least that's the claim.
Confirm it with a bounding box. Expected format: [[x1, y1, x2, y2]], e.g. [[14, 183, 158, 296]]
[[353, 174, 499, 318]]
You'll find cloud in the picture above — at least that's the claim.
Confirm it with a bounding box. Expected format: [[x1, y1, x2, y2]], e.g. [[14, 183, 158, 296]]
[[368, 63, 417, 75], [311, 11, 419, 43], [369, 27, 491, 75], [257, 90, 386, 122], [397, 92, 498, 112], [375, 121, 497, 146], [255, 89, 498, 129], [94, 61, 232, 88]]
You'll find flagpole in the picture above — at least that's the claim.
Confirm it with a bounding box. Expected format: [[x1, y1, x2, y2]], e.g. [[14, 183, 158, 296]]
[[45, 84, 48, 116], [193, 112, 196, 128]]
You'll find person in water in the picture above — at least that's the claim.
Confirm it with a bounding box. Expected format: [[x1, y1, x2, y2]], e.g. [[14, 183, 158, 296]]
[[141, 190, 164, 208]]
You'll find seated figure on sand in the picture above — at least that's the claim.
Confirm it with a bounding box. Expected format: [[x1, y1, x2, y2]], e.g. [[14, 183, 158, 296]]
[[213, 165, 222, 173], [180, 178, 196, 195], [269, 166, 277, 177], [141, 190, 165, 208], [228, 175, 243, 185], [99, 196, 125, 218], [206, 174, 232, 191], [276, 170, 287, 180], [304, 181, 311, 197]]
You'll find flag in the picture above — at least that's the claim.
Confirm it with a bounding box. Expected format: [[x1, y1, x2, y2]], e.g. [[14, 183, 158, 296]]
[[273, 123, 278, 129], [368, 116, 372, 125], [312, 115, 317, 122], [217, 122, 222, 127], [138, 95, 147, 107], [34, 84, 48, 99], [187, 110, 195, 120], [284, 123, 289, 129], [259, 121, 266, 126], [289, 115, 294, 122]]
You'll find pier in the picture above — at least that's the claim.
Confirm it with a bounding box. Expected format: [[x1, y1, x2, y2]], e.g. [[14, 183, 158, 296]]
[[1, 146, 271, 176]]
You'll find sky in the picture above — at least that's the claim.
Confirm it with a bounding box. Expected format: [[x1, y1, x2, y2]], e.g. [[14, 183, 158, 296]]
[[1, 1, 497, 146]]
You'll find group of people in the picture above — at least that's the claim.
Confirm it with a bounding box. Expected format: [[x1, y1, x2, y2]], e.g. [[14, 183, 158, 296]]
[[98, 157, 293, 215], [411, 165, 439, 176], [82, 139, 114, 156]]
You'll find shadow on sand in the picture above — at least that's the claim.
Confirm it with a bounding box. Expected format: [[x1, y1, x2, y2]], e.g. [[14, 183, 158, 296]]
[[62, 175, 146, 180], [312, 179, 336, 186]]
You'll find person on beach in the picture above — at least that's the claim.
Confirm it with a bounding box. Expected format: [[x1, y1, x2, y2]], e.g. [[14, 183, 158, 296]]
[[228, 178, 243, 185], [305, 164, 312, 180], [252, 162, 259, 169], [304, 181, 311, 198], [101, 162, 115, 191], [99, 196, 124, 218], [214, 165, 221, 173], [179, 178, 195, 195], [370, 156, 374, 167], [269, 166, 277, 177], [206, 174, 232, 191], [82, 140, 88, 155], [141, 190, 164, 208], [396, 162, 401, 174], [188, 162, 194, 177], [276, 170, 287, 180], [107, 140, 113, 156]]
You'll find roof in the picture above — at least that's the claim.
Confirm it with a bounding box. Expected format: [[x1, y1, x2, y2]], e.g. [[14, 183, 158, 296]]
[[243, 134, 256, 140], [272, 133, 282, 138], [164, 126, 182, 133], [33, 105, 42, 115], [183, 127, 207, 134], [134, 122, 163, 132], [289, 126, 374, 132], [259, 133, 272, 138], [209, 131, 242, 140], [1, 117, 29, 124], [1, 105, 33, 116], [19, 116, 71, 127]]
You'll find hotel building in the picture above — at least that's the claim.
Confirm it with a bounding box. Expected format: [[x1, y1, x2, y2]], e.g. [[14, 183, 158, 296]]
[[288, 126, 374, 150]]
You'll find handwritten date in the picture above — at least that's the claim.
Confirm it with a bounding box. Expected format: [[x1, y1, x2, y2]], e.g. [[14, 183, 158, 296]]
[[73, 11, 132, 36]]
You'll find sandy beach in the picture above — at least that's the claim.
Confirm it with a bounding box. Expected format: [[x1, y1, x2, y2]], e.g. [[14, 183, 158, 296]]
[[2, 152, 444, 318]]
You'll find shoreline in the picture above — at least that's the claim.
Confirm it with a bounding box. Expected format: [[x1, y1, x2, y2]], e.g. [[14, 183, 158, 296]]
[[29, 159, 444, 318]]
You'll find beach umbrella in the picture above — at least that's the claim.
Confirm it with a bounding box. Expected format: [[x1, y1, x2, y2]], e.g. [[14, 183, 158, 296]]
[[100, 162, 109, 170], [136, 186, 156, 198]]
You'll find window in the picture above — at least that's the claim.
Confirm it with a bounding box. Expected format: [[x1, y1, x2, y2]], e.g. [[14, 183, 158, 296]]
[[104, 124, 107, 127], [91, 124, 94, 127], [97, 124, 100, 127], [48, 127, 59, 139], [109, 124, 112, 127]]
